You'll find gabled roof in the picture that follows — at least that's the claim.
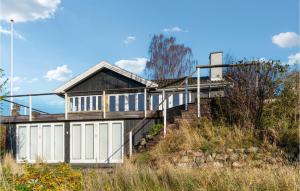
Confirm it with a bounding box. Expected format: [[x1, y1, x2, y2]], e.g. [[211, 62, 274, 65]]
[[54, 61, 158, 93]]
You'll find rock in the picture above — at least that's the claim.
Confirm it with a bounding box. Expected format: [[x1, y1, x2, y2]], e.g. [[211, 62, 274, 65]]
[[140, 138, 147, 146], [227, 148, 234, 153], [229, 153, 239, 161], [206, 155, 214, 162], [194, 156, 205, 164], [246, 147, 259, 154], [232, 162, 244, 168], [211, 153, 217, 159], [212, 162, 224, 168], [181, 156, 190, 163], [193, 151, 204, 157], [216, 154, 227, 161]]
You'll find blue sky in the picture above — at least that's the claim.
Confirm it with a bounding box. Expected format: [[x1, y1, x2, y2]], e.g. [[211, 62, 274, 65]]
[[0, 0, 299, 114]]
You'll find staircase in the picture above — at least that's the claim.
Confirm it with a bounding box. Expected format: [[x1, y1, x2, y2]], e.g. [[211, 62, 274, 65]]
[[137, 100, 212, 151]]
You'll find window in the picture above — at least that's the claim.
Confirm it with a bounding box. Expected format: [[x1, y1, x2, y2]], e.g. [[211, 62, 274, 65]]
[[99, 123, 108, 162], [17, 123, 64, 163], [86, 97, 90, 111], [111, 123, 122, 162], [109, 96, 116, 112], [118, 95, 125, 112], [128, 94, 136, 111], [92, 96, 97, 111], [98, 96, 102, 110], [138, 94, 144, 111], [74, 97, 79, 112], [173, 93, 180, 107], [69, 98, 73, 112], [152, 94, 160, 110], [81, 97, 85, 111]]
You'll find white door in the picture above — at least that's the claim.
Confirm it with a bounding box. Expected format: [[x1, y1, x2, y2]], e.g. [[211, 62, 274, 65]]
[[110, 122, 123, 163], [99, 123, 109, 163]]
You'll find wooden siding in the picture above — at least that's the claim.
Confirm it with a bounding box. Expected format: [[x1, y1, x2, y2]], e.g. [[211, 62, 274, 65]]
[[66, 68, 146, 96]]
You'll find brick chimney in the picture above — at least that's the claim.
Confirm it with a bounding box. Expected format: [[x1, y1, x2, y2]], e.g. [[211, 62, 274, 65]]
[[210, 51, 223, 81]]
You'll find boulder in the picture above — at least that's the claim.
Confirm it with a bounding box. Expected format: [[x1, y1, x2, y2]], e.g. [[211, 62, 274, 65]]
[[212, 162, 224, 168], [232, 161, 244, 168], [206, 154, 214, 162]]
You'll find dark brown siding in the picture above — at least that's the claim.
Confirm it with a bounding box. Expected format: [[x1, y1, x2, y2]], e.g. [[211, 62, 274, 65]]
[[64, 122, 70, 163], [66, 68, 146, 95]]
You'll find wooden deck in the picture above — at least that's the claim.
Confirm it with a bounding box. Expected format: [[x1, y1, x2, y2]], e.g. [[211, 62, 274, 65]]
[[0, 111, 162, 124]]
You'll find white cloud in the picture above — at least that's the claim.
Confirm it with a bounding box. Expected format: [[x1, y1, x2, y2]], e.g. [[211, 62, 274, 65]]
[[9, 76, 39, 83], [272, 32, 300, 48], [286, 52, 300, 65], [163, 26, 187, 33], [12, 86, 20, 93], [0, 26, 24, 40], [0, 0, 61, 22], [115, 58, 147, 74], [123, 36, 136, 44], [45, 65, 72, 81]]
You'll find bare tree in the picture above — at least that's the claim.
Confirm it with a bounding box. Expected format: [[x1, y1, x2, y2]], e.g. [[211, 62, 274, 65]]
[[217, 60, 287, 131], [145, 34, 197, 80]]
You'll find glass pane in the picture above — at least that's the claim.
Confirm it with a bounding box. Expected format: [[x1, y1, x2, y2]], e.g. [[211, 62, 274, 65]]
[[138, 94, 144, 111], [128, 94, 135, 111], [42, 125, 51, 161], [152, 95, 159, 110], [111, 123, 122, 161], [109, 96, 116, 112], [74, 97, 79, 111], [85, 124, 94, 159], [18, 126, 27, 160], [69, 98, 73, 112], [30, 126, 38, 160], [86, 97, 90, 111], [72, 124, 81, 160], [99, 123, 108, 162], [81, 97, 85, 111], [173, 93, 180, 107], [92, 96, 97, 110], [54, 125, 64, 161], [118, 95, 125, 112], [97, 96, 102, 110]]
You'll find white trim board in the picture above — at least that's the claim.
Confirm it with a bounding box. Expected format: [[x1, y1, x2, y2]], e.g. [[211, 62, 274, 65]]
[[54, 61, 158, 93]]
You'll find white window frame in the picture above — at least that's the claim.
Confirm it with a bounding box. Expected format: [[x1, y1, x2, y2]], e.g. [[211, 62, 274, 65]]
[[70, 120, 124, 164], [16, 123, 65, 163]]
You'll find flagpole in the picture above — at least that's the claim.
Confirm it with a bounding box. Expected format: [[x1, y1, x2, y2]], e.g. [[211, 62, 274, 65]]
[[10, 19, 14, 112]]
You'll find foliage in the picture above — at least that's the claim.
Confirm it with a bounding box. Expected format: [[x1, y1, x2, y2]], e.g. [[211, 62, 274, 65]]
[[146, 34, 197, 80], [0, 160, 82, 191], [216, 60, 288, 131], [148, 124, 163, 137]]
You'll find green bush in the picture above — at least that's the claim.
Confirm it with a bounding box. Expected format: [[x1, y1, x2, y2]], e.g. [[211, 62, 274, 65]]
[[148, 124, 163, 137]]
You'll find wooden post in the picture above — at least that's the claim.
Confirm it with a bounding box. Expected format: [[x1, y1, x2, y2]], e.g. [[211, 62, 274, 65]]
[[197, 68, 201, 118], [65, 93, 68, 120], [163, 90, 167, 138], [185, 78, 188, 110], [103, 91, 106, 118], [144, 88, 147, 118], [29, 96, 32, 121], [129, 131, 132, 158]]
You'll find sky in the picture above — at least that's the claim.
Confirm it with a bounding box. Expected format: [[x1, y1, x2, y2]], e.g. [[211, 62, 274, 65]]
[[0, 0, 299, 114]]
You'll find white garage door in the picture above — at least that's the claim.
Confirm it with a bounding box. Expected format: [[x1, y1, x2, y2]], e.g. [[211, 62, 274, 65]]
[[70, 121, 124, 163], [16, 123, 64, 163]]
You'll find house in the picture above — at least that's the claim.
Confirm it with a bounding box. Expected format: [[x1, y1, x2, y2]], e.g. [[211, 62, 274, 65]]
[[0, 52, 227, 166]]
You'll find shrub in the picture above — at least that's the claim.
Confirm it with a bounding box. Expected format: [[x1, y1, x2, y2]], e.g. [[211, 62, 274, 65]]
[[148, 124, 163, 137]]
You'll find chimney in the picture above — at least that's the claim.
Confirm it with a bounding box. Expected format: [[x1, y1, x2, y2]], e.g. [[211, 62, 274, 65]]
[[210, 51, 223, 81]]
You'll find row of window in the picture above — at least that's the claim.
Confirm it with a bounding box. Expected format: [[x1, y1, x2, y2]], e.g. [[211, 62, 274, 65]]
[[69, 92, 191, 112], [17, 123, 64, 163]]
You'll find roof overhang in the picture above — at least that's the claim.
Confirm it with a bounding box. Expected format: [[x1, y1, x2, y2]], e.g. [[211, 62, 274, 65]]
[[54, 61, 158, 93]]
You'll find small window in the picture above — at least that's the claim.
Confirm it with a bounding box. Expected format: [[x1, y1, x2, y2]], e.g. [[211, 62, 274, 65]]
[[98, 96, 102, 110], [118, 95, 125, 112], [81, 97, 85, 111], [74, 97, 79, 111], [86, 97, 90, 111], [138, 94, 144, 111], [173, 93, 180, 107], [128, 94, 136, 111], [152, 94, 160, 110], [69, 97, 73, 112], [109, 96, 116, 112], [92, 96, 97, 111]]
